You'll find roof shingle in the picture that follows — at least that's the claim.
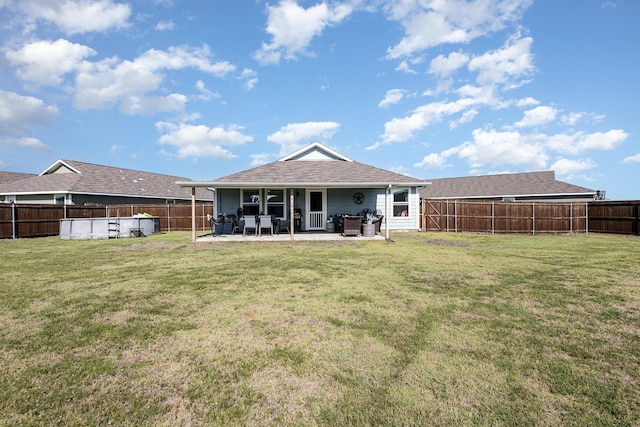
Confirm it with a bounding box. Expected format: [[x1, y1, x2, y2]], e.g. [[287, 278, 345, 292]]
[[421, 171, 596, 200]]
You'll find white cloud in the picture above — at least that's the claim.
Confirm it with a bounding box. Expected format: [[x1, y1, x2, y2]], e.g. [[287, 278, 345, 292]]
[[386, 0, 533, 59], [156, 121, 253, 160], [253, 0, 353, 64], [414, 146, 460, 169], [458, 128, 548, 169], [545, 129, 628, 154], [16, 0, 131, 34], [267, 121, 340, 155], [378, 89, 406, 108], [622, 153, 640, 163], [193, 80, 220, 102], [250, 153, 271, 166], [449, 108, 478, 129], [155, 20, 175, 31], [74, 45, 235, 113], [120, 93, 187, 115], [515, 105, 558, 128], [371, 94, 489, 148], [468, 35, 535, 88], [429, 50, 469, 78], [239, 68, 258, 91], [516, 97, 539, 107], [6, 38, 96, 87], [0, 90, 58, 149], [550, 158, 596, 176], [14, 136, 50, 151]]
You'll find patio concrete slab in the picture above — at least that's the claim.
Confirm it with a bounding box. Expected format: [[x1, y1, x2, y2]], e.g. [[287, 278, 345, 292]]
[[196, 232, 386, 242]]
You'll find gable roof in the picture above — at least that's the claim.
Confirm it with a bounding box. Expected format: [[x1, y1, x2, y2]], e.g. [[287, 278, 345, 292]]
[[420, 171, 596, 200], [178, 142, 427, 188], [0, 159, 212, 201]]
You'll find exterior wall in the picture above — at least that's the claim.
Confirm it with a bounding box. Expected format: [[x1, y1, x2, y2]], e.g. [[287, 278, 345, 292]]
[[217, 186, 421, 232], [327, 188, 380, 217], [6, 194, 60, 204], [217, 189, 241, 217], [378, 187, 420, 231]]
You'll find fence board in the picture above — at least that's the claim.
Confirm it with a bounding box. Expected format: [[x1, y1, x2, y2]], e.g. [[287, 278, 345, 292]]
[[588, 201, 640, 235]]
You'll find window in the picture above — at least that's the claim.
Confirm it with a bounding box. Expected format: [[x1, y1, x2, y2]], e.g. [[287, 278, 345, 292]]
[[241, 189, 260, 216], [392, 188, 409, 217], [266, 189, 285, 218]]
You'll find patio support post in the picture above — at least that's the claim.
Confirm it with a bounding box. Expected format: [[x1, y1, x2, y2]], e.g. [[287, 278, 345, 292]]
[[385, 185, 390, 240], [191, 187, 196, 242], [289, 189, 294, 241]]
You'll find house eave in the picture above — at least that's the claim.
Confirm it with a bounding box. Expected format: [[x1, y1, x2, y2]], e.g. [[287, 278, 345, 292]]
[[177, 181, 430, 189]]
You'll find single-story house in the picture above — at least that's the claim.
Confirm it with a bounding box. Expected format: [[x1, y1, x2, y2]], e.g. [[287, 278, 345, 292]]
[[0, 159, 212, 205], [420, 171, 599, 202], [177, 142, 430, 240]]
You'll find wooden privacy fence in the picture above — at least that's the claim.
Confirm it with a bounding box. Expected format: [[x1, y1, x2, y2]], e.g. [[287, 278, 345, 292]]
[[2, 200, 638, 238], [588, 200, 640, 235], [422, 200, 589, 234], [0, 203, 214, 239]]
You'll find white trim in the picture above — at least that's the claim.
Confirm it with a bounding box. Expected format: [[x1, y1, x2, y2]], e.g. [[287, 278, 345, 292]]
[[278, 142, 353, 162], [39, 159, 82, 176]]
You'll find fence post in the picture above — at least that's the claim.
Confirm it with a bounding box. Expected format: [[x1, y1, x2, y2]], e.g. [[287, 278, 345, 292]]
[[454, 200, 458, 233], [446, 200, 449, 232], [11, 201, 16, 239], [491, 201, 495, 234], [570, 202, 573, 234], [167, 204, 171, 232], [532, 202, 535, 235], [585, 202, 589, 234]]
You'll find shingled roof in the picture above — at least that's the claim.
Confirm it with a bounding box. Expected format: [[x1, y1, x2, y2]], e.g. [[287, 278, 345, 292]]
[[178, 142, 427, 188], [0, 160, 211, 201], [0, 171, 36, 185], [421, 171, 596, 200]]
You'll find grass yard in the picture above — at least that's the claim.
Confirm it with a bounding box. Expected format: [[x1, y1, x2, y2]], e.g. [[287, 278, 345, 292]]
[[0, 232, 639, 426]]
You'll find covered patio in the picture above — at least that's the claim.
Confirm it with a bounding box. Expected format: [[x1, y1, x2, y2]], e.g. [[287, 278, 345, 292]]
[[176, 143, 429, 242]]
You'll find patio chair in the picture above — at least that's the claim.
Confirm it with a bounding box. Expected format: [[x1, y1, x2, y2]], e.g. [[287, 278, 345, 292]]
[[207, 214, 224, 236], [258, 215, 273, 236], [342, 215, 362, 237], [242, 215, 258, 236]]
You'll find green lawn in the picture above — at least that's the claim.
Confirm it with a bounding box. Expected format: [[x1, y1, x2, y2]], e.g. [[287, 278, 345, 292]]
[[1, 232, 639, 426]]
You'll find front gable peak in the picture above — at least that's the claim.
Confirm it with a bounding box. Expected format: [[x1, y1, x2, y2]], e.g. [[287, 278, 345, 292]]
[[39, 160, 81, 176], [278, 142, 353, 162]]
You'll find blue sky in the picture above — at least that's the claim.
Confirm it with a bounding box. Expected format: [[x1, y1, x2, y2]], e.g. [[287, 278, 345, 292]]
[[1, 0, 638, 200]]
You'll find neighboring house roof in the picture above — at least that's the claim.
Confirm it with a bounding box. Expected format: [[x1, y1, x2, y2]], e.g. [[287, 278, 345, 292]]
[[0, 171, 36, 185], [420, 171, 597, 200], [0, 159, 212, 201], [178, 142, 428, 188]]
